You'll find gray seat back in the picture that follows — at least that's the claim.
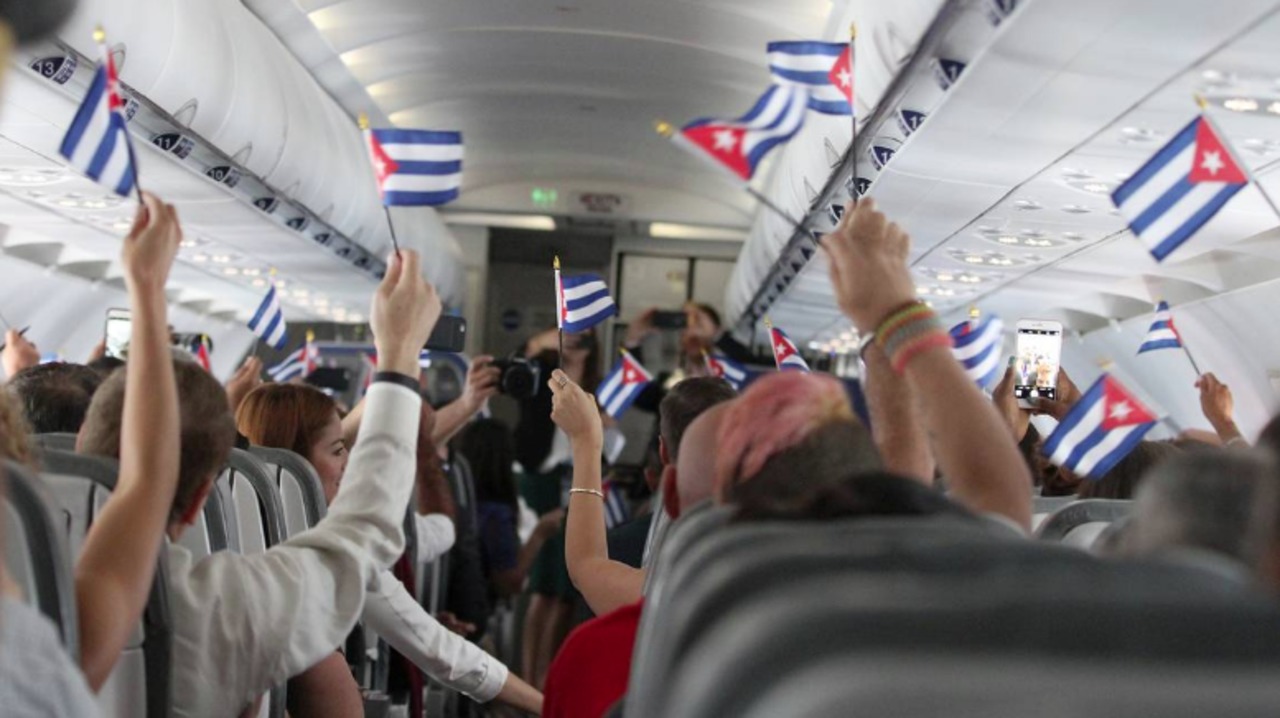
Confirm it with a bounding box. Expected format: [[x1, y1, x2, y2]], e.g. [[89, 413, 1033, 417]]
[[657, 564, 1280, 718], [1036, 498, 1133, 547], [638, 501, 728, 606], [1, 460, 78, 654], [34, 452, 172, 718], [222, 449, 287, 554], [248, 446, 327, 537], [32, 432, 79, 453]]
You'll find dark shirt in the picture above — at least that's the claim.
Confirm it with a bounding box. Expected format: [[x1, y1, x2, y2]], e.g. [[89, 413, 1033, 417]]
[[476, 500, 519, 576], [606, 513, 653, 569]]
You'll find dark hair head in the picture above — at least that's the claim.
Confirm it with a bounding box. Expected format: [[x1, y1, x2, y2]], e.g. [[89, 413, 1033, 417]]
[[8, 362, 104, 434], [1257, 414, 1280, 457], [80, 360, 237, 520], [86, 356, 125, 377], [692, 303, 721, 329], [733, 470, 969, 524], [720, 420, 882, 507], [1076, 440, 1182, 500], [0, 388, 33, 467], [235, 383, 338, 460], [456, 419, 518, 514], [659, 377, 736, 463]]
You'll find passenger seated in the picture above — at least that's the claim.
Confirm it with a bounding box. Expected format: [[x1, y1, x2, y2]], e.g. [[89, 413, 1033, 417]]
[[7, 362, 103, 433], [0, 388, 33, 466], [79, 248, 446, 717], [1119, 450, 1272, 580], [236, 384, 542, 714]]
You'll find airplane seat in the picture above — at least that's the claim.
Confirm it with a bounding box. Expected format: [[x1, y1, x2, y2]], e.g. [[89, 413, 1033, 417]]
[[1036, 499, 1133, 550], [247, 446, 327, 537], [652, 564, 1280, 718], [1, 460, 79, 653], [1031, 495, 1076, 532], [32, 432, 80, 453], [626, 515, 1069, 718], [638, 501, 729, 606], [32, 454, 172, 718]]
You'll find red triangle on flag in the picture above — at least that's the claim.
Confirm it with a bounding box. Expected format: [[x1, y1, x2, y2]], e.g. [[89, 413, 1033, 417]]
[[682, 125, 750, 180], [367, 134, 400, 188], [1099, 376, 1157, 431], [771, 328, 794, 361], [1188, 117, 1247, 184], [827, 46, 854, 103]]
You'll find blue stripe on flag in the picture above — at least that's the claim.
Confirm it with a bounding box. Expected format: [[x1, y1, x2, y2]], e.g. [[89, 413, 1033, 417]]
[[1148, 183, 1246, 260], [566, 286, 612, 309], [1111, 119, 1198, 206], [808, 97, 853, 115], [739, 86, 780, 124], [392, 160, 463, 175], [84, 116, 121, 180], [1129, 176, 1195, 235], [249, 289, 275, 328], [1077, 423, 1155, 479], [371, 128, 462, 145], [1041, 379, 1106, 458], [766, 41, 845, 57], [59, 67, 106, 158], [1138, 338, 1183, 354], [383, 189, 461, 206]]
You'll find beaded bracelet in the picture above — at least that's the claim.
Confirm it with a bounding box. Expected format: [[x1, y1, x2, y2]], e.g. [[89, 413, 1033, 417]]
[[873, 301, 952, 374]]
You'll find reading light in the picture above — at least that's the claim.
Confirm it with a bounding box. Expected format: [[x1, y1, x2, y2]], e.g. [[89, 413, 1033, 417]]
[[443, 212, 556, 231], [1224, 98, 1259, 112], [649, 222, 747, 242]]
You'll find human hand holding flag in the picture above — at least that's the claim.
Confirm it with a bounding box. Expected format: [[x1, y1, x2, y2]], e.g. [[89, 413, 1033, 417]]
[[548, 368, 605, 451], [1041, 373, 1161, 480]]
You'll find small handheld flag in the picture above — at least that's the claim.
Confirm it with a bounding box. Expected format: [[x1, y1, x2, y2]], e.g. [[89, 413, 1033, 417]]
[[664, 85, 808, 182], [704, 351, 748, 391], [597, 348, 653, 419], [949, 312, 1004, 388], [194, 338, 212, 373], [602, 480, 630, 529], [767, 320, 810, 372], [267, 332, 318, 383], [767, 40, 854, 116], [1137, 301, 1182, 354], [59, 26, 139, 200], [363, 122, 463, 207], [248, 285, 289, 351], [1041, 374, 1159, 479], [1111, 115, 1247, 261], [558, 273, 617, 334]]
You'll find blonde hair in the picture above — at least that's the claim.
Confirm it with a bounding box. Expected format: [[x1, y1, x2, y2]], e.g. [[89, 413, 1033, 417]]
[[0, 389, 34, 468]]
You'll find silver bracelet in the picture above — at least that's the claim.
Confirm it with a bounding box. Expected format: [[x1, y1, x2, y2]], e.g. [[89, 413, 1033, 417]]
[[569, 488, 605, 499]]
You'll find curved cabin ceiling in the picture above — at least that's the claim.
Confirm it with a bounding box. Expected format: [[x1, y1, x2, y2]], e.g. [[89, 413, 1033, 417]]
[[295, 0, 836, 228]]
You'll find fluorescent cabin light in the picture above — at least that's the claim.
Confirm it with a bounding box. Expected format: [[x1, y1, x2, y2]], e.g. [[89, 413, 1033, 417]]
[[649, 222, 747, 242], [444, 213, 556, 231]]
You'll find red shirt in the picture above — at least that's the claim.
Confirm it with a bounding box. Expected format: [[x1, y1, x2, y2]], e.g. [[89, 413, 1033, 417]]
[[542, 599, 644, 718]]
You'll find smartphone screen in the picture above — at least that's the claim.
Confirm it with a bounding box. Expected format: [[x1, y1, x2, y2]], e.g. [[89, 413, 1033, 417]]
[[1014, 321, 1063, 403], [104, 308, 131, 359]]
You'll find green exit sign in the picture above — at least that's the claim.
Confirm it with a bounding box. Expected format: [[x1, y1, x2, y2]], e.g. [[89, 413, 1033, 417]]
[[531, 187, 558, 207]]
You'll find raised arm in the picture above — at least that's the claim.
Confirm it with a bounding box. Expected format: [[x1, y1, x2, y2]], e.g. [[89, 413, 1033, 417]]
[[823, 199, 1032, 530], [1196, 372, 1247, 446], [862, 342, 935, 484], [432, 355, 501, 445], [76, 193, 183, 688], [549, 369, 645, 615]]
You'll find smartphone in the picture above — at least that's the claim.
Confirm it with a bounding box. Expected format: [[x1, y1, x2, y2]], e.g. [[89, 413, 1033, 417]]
[[1014, 319, 1063, 409], [652, 310, 689, 330], [424, 315, 467, 353], [104, 308, 131, 359]]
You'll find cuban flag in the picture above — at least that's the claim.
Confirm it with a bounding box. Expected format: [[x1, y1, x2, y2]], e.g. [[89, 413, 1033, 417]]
[[949, 314, 1004, 388], [705, 352, 748, 391], [248, 286, 289, 351], [769, 325, 810, 372], [1111, 115, 1248, 261], [1042, 374, 1159, 480], [596, 348, 653, 419], [1137, 301, 1183, 354], [558, 273, 617, 334], [767, 40, 854, 116], [364, 127, 463, 206], [672, 85, 809, 181], [59, 36, 137, 197], [268, 333, 318, 383], [602, 479, 630, 529], [194, 339, 212, 373]]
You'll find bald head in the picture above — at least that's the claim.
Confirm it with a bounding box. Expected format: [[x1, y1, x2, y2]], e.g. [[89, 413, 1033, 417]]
[[668, 402, 731, 516]]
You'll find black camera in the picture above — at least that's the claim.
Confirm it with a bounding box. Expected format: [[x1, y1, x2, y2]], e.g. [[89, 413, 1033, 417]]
[[491, 355, 542, 399]]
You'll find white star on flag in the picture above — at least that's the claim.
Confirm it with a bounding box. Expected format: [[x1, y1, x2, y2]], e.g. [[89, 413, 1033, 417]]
[[837, 68, 852, 88], [712, 129, 738, 152], [1200, 150, 1224, 176], [1110, 401, 1133, 421]]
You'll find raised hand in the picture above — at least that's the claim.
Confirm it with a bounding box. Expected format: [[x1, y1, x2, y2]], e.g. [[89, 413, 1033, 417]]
[[1196, 372, 1242, 443], [547, 369, 603, 450], [992, 360, 1031, 441], [370, 250, 440, 378], [460, 355, 501, 413], [821, 198, 917, 333], [226, 357, 264, 413], [121, 193, 182, 296], [2, 328, 39, 379]]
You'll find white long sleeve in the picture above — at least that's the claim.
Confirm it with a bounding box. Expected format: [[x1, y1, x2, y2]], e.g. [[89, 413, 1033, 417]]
[[167, 383, 422, 718], [363, 571, 508, 702], [414, 513, 456, 564]]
